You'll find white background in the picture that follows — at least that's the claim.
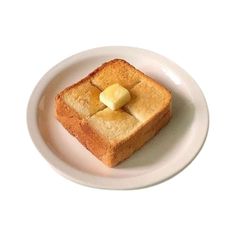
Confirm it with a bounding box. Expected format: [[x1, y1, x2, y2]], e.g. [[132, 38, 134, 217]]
[[1, 0, 236, 235]]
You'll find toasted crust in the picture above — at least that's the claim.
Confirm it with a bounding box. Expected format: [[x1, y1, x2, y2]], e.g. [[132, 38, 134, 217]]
[[91, 59, 140, 90], [55, 59, 172, 167], [55, 96, 110, 159], [110, 110, 171, 167], [56, 97, 171, 167]]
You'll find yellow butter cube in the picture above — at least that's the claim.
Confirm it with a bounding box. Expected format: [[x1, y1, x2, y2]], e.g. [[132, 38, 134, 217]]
[[99, 83, 131, 110]]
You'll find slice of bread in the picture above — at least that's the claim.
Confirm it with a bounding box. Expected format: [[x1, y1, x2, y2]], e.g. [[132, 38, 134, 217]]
[[55, 59, 172, 167]]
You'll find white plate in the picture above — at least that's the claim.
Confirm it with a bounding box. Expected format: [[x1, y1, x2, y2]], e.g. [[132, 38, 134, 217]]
[[27, 46, 209, 189]]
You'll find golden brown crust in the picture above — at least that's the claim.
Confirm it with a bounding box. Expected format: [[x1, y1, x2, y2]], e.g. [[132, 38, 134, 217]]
[[55, 59, 172, 167], [56, 93, 171, 167], [55, 95, 110, 159], [110, 110, 172, 167]]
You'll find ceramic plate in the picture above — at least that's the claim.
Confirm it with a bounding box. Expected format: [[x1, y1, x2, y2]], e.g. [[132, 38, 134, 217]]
[[27, 46, 209, 189]]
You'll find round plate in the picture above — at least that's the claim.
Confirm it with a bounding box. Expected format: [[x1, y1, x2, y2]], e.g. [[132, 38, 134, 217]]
[[27, 46, 209, 189]]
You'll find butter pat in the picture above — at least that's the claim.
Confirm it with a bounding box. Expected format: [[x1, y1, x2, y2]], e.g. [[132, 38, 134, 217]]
[[99, 83, 131, 110]]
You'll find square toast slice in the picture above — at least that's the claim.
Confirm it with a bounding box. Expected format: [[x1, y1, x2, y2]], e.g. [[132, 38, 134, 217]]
[[55, 59, 172, 167]]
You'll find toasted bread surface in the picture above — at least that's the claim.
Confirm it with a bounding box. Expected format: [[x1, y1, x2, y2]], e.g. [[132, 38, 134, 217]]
[[62, 79, 105, 118], [125, 80, 171, 122], [88, 108, 140, 142], [55, 59, 172, 167], [91, 59, 140, 90]]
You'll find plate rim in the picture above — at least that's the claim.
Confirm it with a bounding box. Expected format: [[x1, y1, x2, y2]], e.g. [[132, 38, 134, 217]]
[[27, 46, 209, 190]]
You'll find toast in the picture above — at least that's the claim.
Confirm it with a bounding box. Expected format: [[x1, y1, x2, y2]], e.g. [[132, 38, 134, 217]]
[[55, 59, 172, 167]]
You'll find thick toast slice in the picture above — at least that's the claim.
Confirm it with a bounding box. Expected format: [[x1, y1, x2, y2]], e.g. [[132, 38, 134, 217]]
[[55, 59, 172, 167]]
